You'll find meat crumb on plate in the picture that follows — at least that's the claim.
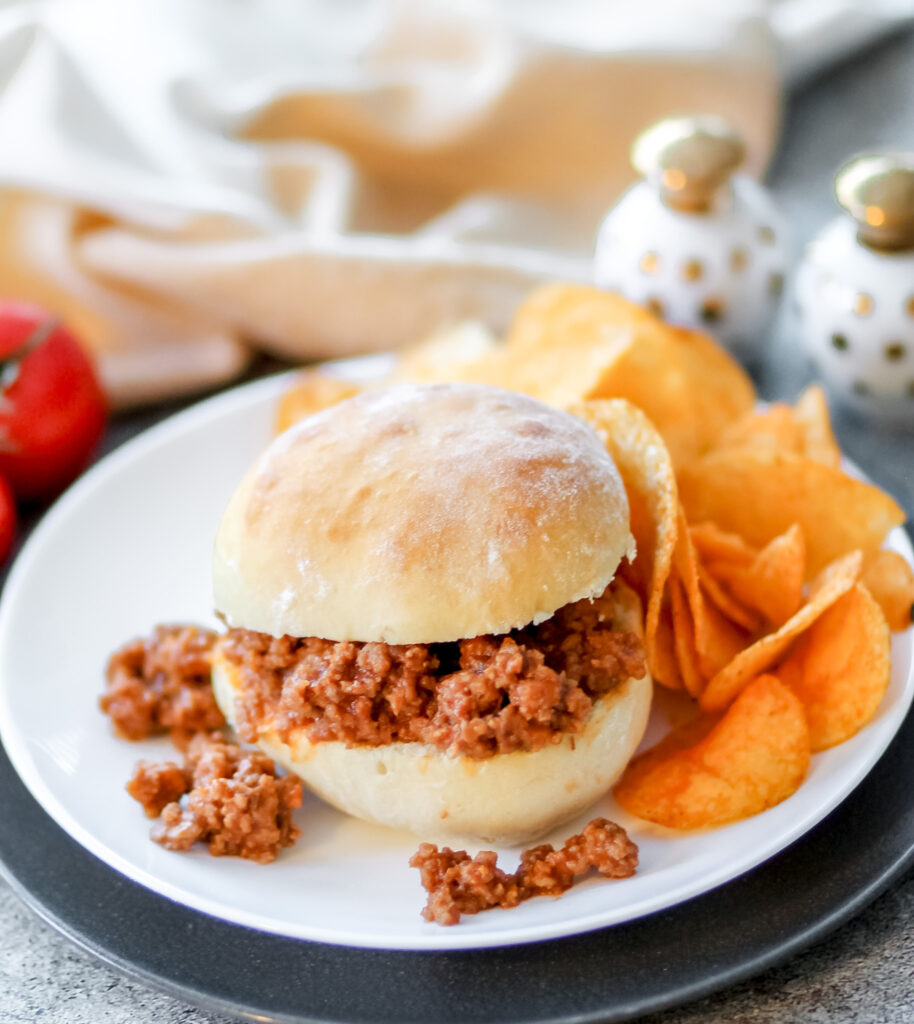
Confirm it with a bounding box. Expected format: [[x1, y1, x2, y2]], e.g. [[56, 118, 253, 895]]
[[128, 732, 302, 864], [101, 625, 224, 745], [410, 817, 638, 925]]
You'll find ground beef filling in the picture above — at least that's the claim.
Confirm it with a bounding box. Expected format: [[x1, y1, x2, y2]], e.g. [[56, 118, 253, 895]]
[[101, 624, 225, 744], [410, 818, 638, 925], [222, 584, 647, 759], [127, 732, 302, 864]]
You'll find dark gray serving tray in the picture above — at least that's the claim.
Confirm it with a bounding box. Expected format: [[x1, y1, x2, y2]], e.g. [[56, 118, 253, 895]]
[[0, 690, 912, 1024]]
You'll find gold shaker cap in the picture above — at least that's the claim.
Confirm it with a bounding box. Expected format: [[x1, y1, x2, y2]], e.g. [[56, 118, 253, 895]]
[[835, 152, 914, 251], [632, 115, 745, 213]]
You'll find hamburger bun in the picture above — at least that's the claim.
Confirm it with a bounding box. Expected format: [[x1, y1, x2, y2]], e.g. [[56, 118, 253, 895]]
[[211, 383, 652, 844], [212, 582, 650, 845], [213, 383, 635, 644]]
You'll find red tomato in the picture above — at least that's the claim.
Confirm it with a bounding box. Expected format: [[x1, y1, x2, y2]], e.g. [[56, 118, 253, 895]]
[[0, 474, 15, 562], [0, 302, 107, 501]]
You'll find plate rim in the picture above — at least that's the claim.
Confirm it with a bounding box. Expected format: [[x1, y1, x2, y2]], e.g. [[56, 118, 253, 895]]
[[0, 367, 912, 953]]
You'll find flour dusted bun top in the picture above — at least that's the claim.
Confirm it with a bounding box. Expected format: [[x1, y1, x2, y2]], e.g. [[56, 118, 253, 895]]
[[213, 383, 635, 644]]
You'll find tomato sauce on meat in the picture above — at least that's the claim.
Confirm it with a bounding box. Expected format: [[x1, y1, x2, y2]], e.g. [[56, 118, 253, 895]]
[[223, 582, 647, 759]]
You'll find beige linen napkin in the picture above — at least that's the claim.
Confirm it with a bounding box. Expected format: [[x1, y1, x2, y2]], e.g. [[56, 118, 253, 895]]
[[0, 0, 779, 406]]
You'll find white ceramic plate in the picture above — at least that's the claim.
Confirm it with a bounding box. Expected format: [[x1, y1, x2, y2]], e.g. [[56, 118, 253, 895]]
[[0, 368, 911, 952]]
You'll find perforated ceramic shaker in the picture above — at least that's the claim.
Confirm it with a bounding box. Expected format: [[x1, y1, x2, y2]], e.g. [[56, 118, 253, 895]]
[[595, 115, 788, 364], [795, 153, 914, 424]]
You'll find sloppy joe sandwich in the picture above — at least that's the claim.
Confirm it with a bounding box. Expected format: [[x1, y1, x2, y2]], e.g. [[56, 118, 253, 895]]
[[210, 383, 651, 845]]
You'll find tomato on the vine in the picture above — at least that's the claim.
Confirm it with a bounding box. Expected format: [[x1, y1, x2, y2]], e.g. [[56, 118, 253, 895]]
[[0, 302, 107, 502], [0, 474, 15, 562]]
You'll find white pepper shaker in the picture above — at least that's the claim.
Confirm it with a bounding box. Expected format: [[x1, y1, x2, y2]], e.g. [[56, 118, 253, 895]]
[[796, 153, 914, 424], [595, 115, 788, 364]]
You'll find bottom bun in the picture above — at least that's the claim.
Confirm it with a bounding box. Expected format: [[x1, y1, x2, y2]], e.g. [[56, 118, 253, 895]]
[[211, 590, 652, 846]]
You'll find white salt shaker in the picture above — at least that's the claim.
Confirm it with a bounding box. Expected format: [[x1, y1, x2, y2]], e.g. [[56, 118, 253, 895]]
[[595, 115, 788, 364], [796, 153, 914, 424]]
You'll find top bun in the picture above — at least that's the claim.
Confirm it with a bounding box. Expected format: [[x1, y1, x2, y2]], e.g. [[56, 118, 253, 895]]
[[213, 383, 634, 644]]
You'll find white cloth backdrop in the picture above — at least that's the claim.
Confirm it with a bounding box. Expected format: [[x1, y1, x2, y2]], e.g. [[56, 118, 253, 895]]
[[0, 0, 907, 405]]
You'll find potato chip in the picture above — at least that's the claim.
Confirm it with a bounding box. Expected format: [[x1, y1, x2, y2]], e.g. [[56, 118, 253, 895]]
[[714, 404, 806, 457], [446, 284, 639, 404], [652, 684, 705, 731], [861, 549, 914, 632], [672, 508, 750, 680], [388, 323, 630, 411], [432, 320, 633, 409], [504, 285, 755, 467], [614, 674, 809, 829], [689, 522, 756, 568], [712, 524, 806, 627], [778, 584, 890, 752], [391, 322, 499, 384], [275, 371, 361, 434], [652, 602, 684, 691], [678, 450, 904, 577], [793, 385, 841, 468], [506, 283, 657, 352], [592, 324, 755, 469], [569, 399, 678, 685], [699, 550, 863, 713], [693, 585, 749, 682], [712, 386, 840, 469], [492, 330, 635, 416], [670, 578, 704, 698], [283, 284, 753, 470], [698, 561, 763, 633]]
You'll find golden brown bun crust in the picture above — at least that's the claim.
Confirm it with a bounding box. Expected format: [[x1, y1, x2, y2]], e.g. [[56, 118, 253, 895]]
[[211, 584, 651, 845], [213, 383, 634, 643]]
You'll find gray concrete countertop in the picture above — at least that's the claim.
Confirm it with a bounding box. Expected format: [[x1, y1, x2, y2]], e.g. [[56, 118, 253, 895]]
[[2, 28, 913, 1024]]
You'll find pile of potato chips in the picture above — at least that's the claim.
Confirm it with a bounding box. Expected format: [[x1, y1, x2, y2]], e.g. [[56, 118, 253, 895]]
[[276, 284, 914, 832]]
